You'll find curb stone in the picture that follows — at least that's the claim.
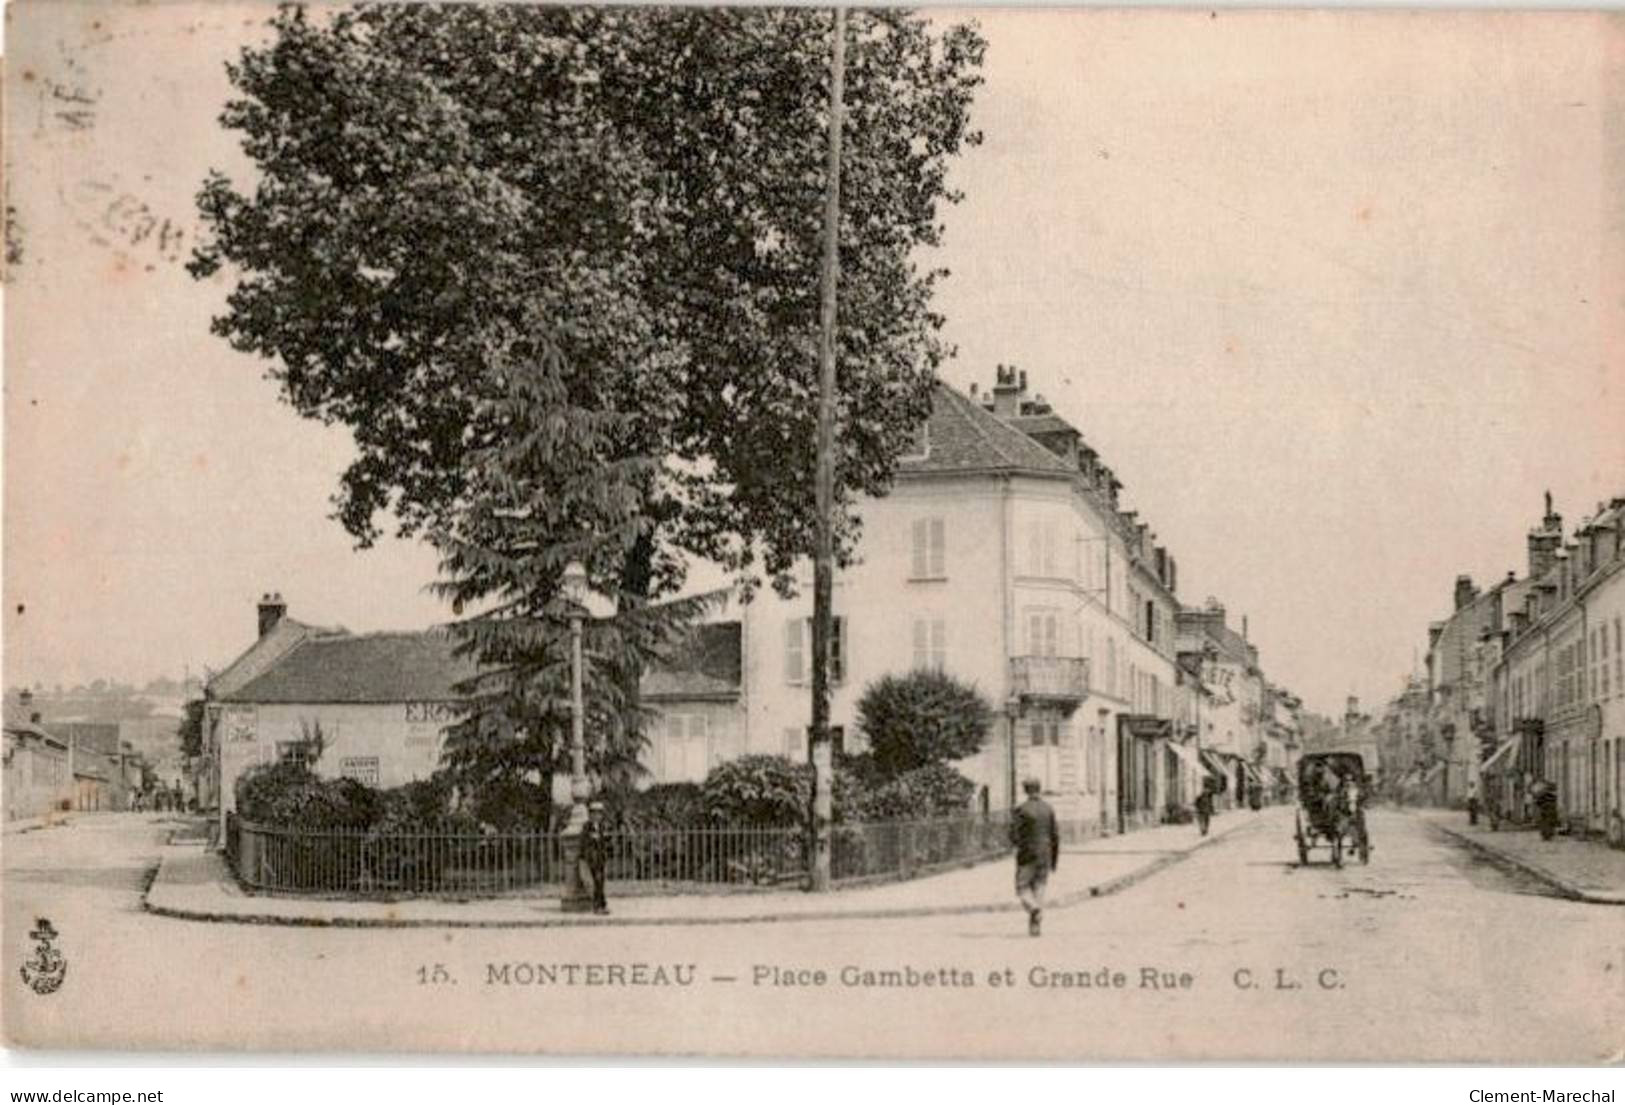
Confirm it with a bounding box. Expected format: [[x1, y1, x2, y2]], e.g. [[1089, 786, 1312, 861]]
[[1421, 816, 1625, 906], [142, 816, 1260, 930]]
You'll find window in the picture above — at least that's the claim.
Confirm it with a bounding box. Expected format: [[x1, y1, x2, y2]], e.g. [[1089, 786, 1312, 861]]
[[911, 517, 946, 578], [913, 617, 946, 671], [1026, 608, 1060, 657], [1028, 717, 1061, 747], [783, 726, 845, 760], [339, 756, 380, 786], [784, 617, 847, 685], [277, 741, 319, 769], [661, 715, 711, 783], [1107, 638, 1118, 697], [1027, 518, 1058, 576], [1144, 600, 1156, 643]]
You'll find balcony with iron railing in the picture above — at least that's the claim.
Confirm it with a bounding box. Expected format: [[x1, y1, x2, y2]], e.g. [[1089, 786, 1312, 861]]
[[1009, 655, 1090, 704]]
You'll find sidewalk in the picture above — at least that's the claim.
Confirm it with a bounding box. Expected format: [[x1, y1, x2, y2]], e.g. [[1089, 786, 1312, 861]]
[[1414, 808, 1625, 904], [144, 812, 1259, 928], [2, 812, 74, 835]]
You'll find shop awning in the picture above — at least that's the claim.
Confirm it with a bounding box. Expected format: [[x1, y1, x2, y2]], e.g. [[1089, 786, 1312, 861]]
[[1198, 749, 1231, 779], [1422, 763, 1444, 783], [1480, 738, 1519, 774], [1168, 740, 1205, 774], [1241, 761, 1265, 784]]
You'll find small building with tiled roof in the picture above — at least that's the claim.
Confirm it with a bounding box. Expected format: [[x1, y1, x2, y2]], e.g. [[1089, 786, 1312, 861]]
[[207, 597, 479, 828]]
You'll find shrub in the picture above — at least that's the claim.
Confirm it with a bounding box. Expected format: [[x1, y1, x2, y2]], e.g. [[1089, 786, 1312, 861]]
[[856, 670, 993, 777], [466, 777, 553, 831], [610, 782, 707, 831], [837, 762, 976, 823], [702, 754, 811, 828], [235, 760, 370, 830]]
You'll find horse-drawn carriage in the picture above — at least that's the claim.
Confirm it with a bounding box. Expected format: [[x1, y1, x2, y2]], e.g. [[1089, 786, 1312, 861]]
[[1294, 751, 1370, 868]]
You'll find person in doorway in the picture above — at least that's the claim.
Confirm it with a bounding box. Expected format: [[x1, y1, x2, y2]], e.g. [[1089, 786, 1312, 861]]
[[1010, 777, 1059, 937], [581, 800, 610, 915]]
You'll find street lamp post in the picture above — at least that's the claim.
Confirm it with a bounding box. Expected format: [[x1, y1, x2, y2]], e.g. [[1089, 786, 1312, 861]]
[[559, 560, 594, 913]]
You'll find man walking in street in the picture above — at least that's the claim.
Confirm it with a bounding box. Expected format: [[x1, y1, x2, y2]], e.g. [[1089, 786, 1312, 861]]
[[1010, 777, 1059, 937]]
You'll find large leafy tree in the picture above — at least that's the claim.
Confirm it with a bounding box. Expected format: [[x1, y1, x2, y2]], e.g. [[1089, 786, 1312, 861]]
[[189, 4, 984, 798], [190, 4, 984, 596]]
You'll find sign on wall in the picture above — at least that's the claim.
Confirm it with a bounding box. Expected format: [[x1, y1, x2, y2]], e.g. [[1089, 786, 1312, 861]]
[[221, 706, 258, 743]]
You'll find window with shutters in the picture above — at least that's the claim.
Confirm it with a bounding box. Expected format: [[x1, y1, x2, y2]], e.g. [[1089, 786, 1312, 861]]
[[910, 517, 946, 579], [1025, 608, 1060, 657], [784, 617, 847, 685], [661, 714, 711, 783], [1026, 518, 1059, 577], [913, 617, 946, 672]]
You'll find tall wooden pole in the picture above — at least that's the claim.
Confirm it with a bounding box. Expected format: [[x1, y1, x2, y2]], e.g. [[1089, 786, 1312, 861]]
[[809, 5, 846, 893]]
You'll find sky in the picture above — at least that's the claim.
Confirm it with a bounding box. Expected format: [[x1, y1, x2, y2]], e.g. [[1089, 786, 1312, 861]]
[[4, 5, 1622, 717]]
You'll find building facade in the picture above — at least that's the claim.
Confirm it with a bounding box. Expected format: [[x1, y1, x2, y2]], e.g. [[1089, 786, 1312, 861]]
[[1489, 494, 1625, 842], [643, 370, 1232, 834], [3, 695, 73, 823]]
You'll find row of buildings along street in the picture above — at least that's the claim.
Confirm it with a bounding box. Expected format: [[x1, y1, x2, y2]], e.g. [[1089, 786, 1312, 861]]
[[1366, 492, 1625, 845]]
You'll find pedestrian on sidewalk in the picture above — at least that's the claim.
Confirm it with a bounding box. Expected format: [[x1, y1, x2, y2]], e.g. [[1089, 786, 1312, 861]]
[[1010, 777, 1059, 937], [581, 800, 610, 915], [1466, 778, 1480, 827]]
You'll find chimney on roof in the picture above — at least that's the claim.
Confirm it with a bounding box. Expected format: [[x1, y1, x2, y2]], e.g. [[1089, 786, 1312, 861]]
[[990, 363, 1028, 418], [258, 592, 287, 638], [1453, 574, 1479, 611], [1528, 492, 1563, 580]]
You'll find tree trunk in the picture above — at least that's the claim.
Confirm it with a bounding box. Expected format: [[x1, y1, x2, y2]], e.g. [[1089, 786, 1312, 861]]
[[615, 529, 658, 776]]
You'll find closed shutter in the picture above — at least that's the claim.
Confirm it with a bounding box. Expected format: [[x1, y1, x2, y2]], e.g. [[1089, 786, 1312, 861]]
[[1058, 719, 1079, 791], [785, 619, 805, 683], [930, 518, 945, 576], [912, 519, 929, 577]]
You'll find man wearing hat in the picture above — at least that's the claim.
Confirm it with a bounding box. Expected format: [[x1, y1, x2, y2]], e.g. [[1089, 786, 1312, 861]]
[[1010, 777, 1059, 936], [581, 800, 610, 915]]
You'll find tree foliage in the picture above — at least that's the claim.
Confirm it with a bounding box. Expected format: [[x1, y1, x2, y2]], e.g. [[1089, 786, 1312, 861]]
[[178, 699, 206, 760], [856, 669, 993, 777], [190, 3, 985, 597]]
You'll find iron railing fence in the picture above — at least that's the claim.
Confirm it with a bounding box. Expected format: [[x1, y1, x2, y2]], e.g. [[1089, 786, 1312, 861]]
[[229, 812, 1041, 898], [831, 812, 1012, 884]]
